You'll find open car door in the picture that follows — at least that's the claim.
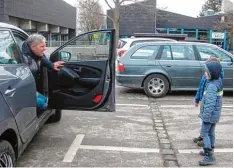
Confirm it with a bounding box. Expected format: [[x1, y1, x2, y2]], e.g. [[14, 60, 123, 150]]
[[48, 30, 115, 112]]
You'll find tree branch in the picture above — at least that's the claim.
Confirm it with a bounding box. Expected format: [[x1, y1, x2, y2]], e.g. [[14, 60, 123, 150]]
[[93, 11, 115, 23], [105, 0, 113, 9], [119, 0, 128, 4]]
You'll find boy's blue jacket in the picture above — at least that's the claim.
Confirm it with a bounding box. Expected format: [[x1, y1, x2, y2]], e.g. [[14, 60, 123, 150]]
[[199, 62, 223, 123], [199, 79, 223, 123], [195, 68, 224, 104]]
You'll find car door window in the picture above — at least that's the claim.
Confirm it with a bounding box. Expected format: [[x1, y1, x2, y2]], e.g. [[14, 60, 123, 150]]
[[171, 45, 196, 60], [161, 46, 172, 60], [58, 32, 111, 61], [131, 45, 160, 59], [0, 30, 21, 64], [197, 45, 232, 62]]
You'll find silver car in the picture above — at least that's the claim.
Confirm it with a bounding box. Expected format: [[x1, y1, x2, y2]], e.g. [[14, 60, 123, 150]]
[[116, 41, 233, 98], [0, 22, 115, 167]]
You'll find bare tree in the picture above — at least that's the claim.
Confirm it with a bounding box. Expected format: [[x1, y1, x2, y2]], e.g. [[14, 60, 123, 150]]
[[76, 0, 105, 33], [104, 0, 156, 45], [77, 0, 159, 46]]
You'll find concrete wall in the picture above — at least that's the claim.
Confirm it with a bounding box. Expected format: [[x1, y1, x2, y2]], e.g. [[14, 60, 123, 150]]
[[0, 0, 8, 22], [3, 0, 76, 29]]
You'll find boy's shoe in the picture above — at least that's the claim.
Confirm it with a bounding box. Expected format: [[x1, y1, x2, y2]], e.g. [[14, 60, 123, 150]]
[[199, 150, 216, 166], [199, 148, 214, 156], [193, 136, 203, 143], [197, 140, 204, 147]]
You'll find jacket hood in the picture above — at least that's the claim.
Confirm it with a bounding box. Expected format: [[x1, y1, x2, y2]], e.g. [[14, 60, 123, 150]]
[[204, 62, 222, 80]]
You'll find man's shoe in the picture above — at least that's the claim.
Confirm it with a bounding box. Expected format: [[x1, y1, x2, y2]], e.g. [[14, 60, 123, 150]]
[[197, 140, 204, 147], [193, 136, 203, 143]]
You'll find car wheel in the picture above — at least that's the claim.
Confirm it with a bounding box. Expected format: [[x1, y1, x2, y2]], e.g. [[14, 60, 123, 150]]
[[0, 140, 15, 167], [143, 74, 169, 98], [47, 109, 62, 123]]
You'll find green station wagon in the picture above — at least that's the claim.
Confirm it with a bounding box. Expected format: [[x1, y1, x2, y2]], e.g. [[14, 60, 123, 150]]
[[116, 42, 233, 98]]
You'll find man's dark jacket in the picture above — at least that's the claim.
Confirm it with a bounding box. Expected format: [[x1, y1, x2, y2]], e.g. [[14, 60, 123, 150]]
[[21, 41, 54, 79]]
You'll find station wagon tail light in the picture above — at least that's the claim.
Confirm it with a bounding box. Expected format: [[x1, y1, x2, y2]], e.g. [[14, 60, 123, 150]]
[[118, 50, 126, 57], [118, 63, 125, 72]]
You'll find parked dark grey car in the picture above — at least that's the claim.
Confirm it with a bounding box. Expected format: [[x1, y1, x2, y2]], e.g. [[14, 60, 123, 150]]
[[116, 41, 233, 98], [0, 22, 115, 167]]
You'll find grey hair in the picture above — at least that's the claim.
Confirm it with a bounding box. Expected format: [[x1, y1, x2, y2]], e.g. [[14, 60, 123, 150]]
[[27, 33, 46, 46]]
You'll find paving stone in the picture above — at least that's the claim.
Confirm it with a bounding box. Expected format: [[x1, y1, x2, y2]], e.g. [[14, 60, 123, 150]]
[[158, 130, 166, 134], [160, 139, 170, 144], [164, 160, 179, 167], [154, 120, 163, 123], [163, 155, 177, 161], [158, 133, 168, 138], [155, 123, 164, 127], [162, 149, 175, 155], [154, 115, 161, 118], [161, 143, 171, 149], [155, 127, 164, 130]]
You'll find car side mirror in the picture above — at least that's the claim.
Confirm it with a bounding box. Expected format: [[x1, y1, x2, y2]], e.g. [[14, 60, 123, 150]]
[[58, 51, 71, 62]]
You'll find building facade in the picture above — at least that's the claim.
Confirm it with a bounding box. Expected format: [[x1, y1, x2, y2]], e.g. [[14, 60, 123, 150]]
[[0, 0, 76, 46], [107, 0, 232, 51]]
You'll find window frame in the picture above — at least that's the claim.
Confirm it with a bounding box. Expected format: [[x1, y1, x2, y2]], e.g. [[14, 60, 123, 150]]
[[170, 45, 196, 61], [159, 45, 173, 60], [0, 28, 24, 64]]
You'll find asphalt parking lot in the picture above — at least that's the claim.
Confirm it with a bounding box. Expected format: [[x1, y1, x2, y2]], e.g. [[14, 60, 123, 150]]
[[17, 86, 233, 167]]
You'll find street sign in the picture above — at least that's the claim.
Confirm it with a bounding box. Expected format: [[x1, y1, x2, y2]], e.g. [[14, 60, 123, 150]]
[[212, 32, 225, 39], [93, 33, 99, 39]]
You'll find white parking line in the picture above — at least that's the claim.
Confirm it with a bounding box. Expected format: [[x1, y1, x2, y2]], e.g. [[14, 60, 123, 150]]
[[63, 134, 85, 163], [63, 135, 233, 162], [79, 145, 160, 153], [116, 104, 149, 107], [63, 134, 159, 162], [160, 105, 233, 108], [178, 148, 233, 154]]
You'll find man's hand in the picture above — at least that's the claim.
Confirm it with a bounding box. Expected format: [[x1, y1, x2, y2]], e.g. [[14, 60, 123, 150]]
[[195, 102, 199, 107], [54, 61, 64, 71]]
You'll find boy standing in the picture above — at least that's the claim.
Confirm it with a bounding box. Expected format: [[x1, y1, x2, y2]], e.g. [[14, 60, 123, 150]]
[[193, 57, 224, 147], [199, 61, 223, 166]]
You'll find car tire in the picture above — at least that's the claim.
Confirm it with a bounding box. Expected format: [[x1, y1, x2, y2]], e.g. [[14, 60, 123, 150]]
[[143, 74, 169, 98], [0, 140, 16, 167], [47, 109, 62, 123]]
